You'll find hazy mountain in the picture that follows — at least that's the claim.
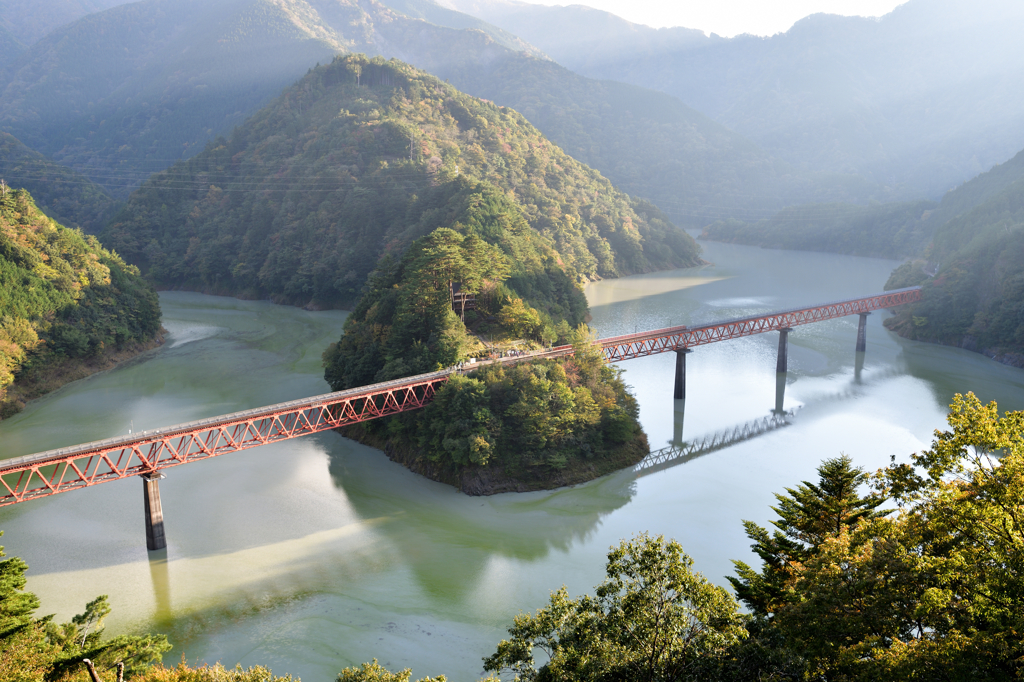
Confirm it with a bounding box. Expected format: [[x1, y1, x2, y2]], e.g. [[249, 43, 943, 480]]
[[0, 132, 119, 233], [442, 53, 799, 226], [703, 146, 1024, 259], [0, 0, 132, 47], [0, 21, 23, 66], [448, 0, 1024, 202], [438, 0, 712, 68], [380, 0, 543, 56], [700, 200, 938, 259], [103, 55, 702, 308], [0, 0, 797, 227], [884, 149, 1024, 363]]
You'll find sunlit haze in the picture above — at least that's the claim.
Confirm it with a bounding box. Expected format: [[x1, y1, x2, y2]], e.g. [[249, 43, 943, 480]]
[[511, 0, 907, 36]]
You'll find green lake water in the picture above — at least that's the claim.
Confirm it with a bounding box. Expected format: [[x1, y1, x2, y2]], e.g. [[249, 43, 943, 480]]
[[2, 239, 1024, 680]]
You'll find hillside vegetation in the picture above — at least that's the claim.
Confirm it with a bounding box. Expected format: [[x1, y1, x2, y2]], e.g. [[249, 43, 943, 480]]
[[105, 54, 701, 308], [1, 132, 120, 233], [885, 176, 1024, 363], [0, 187, 160, 416]]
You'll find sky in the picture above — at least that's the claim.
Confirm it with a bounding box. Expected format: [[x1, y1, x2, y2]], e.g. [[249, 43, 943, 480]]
[[515, 0, 907, 37]]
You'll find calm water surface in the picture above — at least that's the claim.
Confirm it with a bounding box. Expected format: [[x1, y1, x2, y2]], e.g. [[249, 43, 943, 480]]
[[3, 240, 1024, 680]]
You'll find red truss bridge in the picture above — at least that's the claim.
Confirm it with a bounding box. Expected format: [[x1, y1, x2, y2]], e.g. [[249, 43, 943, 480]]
[[0, 371, 451, 508], [591, 286, 922, 362], [0, 287, 920, 548]]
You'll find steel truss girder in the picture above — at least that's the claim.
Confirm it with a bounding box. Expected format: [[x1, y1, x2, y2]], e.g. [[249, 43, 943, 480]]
[[598, 287, 922, 362], [0, 373, 449, 507]]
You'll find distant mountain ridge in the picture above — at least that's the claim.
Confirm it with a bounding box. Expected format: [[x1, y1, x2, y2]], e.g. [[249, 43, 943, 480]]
[[0, 0, 801, 228], [702, 147, 1024, 259], [0, 0, 131, 47], [446, 0, 1024, 202]]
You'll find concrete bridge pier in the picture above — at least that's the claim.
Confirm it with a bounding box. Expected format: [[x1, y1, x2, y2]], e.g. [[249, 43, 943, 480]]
[[776, 328, 793, 373], [673, 399, 685, 446], [856, 312, 871, 352], [673, 348, 692, 400], [142, 473, 167, 551]]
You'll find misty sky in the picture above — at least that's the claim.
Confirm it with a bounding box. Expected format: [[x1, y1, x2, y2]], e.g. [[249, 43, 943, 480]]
[[514, 0, 906, 36]]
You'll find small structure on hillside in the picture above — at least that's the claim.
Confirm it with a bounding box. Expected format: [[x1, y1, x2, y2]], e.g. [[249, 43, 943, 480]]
[[451, 282, 476, 321]]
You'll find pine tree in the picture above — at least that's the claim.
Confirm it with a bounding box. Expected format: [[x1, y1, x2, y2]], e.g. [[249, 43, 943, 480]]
[[728, 455, 888, 617]]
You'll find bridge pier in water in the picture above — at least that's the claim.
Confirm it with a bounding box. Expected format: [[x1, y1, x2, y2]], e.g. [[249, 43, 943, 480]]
[[673, 348, 692, 400], [776, 328, 793, 373], [142, 473, 167, 551], [856, 312, 870, 352]]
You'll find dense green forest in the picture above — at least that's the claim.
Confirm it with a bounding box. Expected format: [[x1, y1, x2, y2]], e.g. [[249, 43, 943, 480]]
[[0, 187, 160, 416], [885, 174, 1024, 362], [105, 54, 701, 308], [0, 132, 120, 233], [4, 393, 1021, 679]]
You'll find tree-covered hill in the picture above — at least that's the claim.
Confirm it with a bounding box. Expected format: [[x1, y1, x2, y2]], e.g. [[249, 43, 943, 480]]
[[0, 132, 119, 233], [0, 0, 797, 226], [884, 151, 1024, 363], [884, 178, 1024, 363], [453, 0, 1024, 203], [103, 55, 701, 308], [0, 186, 160, 417]]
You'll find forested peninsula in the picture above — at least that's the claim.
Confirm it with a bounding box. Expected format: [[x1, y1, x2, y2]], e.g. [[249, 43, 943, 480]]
[[104, 54, 702, 309], [323, 183, 649, 494], [0, 187, 161, 418]]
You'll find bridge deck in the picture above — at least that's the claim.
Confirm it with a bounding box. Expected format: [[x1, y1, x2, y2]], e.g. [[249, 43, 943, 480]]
[[0, 287, 920, 506]]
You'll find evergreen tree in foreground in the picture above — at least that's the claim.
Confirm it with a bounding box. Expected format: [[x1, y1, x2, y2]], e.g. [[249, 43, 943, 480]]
[[727, 454, 888, 618]]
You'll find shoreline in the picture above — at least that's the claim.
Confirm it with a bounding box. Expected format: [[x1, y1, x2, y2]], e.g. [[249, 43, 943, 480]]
[[341, 422, 650, 495], [0, 331, 166, 419]]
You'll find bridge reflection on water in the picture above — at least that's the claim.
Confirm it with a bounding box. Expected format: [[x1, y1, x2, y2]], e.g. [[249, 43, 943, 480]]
[[634, 409, 796, 477]]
